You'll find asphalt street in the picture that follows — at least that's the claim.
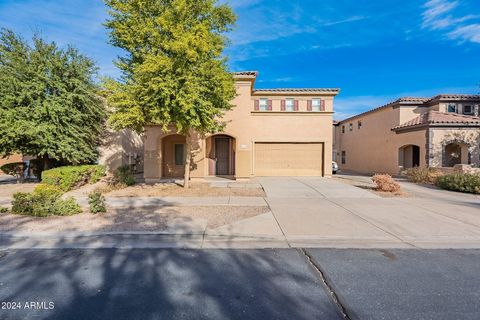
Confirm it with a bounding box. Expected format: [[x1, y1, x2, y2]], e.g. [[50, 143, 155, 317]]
[[0, 248, 479, 320]]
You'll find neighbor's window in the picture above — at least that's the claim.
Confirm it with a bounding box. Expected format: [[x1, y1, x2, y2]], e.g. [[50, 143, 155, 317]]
[[259, 98, 269, 111], [463, 105, 473, 115], [341, 151, 346, 164], [285, 99, 295, 112], [358, 121, 362, 129], [349, 123, 353, 131], [312, 99, 321, 111], [447, 104, 457, 113], [342, 125, 345, 134], [174, 144, 185, 166]]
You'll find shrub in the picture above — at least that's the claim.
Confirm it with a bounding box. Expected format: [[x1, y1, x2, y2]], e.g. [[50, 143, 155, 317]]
[[88, 191, 107, 214], [435, 173, 480, 194], [11, 184, 82, 217], [0, 162, 25, 183], [41, 165, 106, 191], [114, 165, 135, 186], [0, 206, 9, 213], [404, 167, 442, 184], [372, 174, 401, 193]]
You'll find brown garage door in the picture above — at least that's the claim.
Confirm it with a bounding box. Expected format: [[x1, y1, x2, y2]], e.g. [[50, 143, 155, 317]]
[[254, 142, 324, 176]]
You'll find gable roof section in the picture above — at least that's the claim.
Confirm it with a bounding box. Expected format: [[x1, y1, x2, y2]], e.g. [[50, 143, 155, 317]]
[[253, 88, 340, 95], [392, 111, 480, 131], [337, 97, 430, 124], [426, 94, 480, 104]]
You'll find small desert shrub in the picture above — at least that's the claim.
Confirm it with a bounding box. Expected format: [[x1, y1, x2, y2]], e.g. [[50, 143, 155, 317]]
[[41, 165, 106, 191], [372, 174, 401, 193], [114, 165, 136, 186], [88, 191, 107, 214], [404, 167, 442, 184], [11, 184, 81, 217], [0, 206, 9, 213], [435, 173, 480, 194], [0, 162, 26, 183]]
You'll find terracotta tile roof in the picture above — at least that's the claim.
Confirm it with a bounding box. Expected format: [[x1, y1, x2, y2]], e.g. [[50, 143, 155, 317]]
[[233, 71, 258, 77], [254, 88, 340, 94], [427, 94, 480, 103], [393, 111, 480, 130], [337, 97, 430, 124]]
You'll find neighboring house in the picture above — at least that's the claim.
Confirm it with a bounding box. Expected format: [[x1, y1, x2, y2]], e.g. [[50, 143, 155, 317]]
[[333, 95, 480, 175], [144, 71, 339, 182], [0, 154, 23, 174]]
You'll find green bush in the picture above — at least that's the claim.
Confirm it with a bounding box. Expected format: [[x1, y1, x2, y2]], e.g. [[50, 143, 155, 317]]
[[404, 167, 443, 184], [41, 165, 106, 191], [88, 191, 107, 214], [0, 206, 9, 213], [11, 184, 82, 217], [0, 162, 25, 183], [114, 165, 136, 186], [435, 173, 480, 194]]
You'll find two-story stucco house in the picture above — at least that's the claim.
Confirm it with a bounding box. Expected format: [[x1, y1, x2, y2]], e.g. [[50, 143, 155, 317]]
[[143, 71, 340, 182], [333, 94, 480, 175]]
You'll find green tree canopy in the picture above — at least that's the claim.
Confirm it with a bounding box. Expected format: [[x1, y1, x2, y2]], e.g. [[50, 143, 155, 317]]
[[104, 0, 237, 187], [0, 29, 106, 170]]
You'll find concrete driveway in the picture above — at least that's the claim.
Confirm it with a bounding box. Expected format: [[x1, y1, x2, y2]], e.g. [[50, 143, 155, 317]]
[[257, 177, 480, 249]]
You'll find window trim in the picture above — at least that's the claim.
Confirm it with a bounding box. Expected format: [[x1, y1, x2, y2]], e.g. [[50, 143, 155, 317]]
[[463, 105, 473, 115], [447, 104, 457, 113], [259, 98, 269, 111], [311, 98, 321, 112], [285, 98, 295, 112]]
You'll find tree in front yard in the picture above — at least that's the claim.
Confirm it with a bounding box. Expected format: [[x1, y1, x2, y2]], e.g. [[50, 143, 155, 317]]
[[0, 29, 106, 172], [104, 0, 237, 188]]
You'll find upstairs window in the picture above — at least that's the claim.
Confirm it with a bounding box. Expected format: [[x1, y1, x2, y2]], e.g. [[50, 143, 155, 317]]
[[349, 123, 353, 131], [342, 126, 345, 134], [259, 98, 269, 111], [312, 99, 321, 112], [447, 104, 457, 113], [285, 99, 295, 112], [358, 121, 362, 129], [463, 105, 473, 115]]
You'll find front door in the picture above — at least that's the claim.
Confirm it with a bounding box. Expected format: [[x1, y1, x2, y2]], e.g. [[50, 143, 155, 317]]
[[412, 145, 420, 167], [215, 138, 230, 175]]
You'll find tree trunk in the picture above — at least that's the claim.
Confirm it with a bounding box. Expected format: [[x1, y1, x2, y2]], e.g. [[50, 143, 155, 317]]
[[183, 132, 191, 189], [43, 155, 49, 171]]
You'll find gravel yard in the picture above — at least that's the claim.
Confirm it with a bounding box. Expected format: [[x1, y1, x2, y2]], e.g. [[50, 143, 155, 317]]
[[105, 182, 266, 198], [0, 205, 270, 232]]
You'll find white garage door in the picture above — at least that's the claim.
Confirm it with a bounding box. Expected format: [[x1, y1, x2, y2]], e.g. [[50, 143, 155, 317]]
[[254, 142, 324, 176]]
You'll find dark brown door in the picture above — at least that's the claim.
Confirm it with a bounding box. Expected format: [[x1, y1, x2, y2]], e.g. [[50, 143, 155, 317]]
[[215, 138, 230, 175], [412, 145, 420, 167]]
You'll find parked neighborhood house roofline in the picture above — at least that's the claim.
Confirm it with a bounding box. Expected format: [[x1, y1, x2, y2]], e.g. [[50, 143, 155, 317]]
[[336, 94, 480, 125], [233, 71, 340, 95]]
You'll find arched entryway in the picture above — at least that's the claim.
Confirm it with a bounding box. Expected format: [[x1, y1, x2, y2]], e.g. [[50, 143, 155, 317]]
[[206, 134, 236, 177], [398, 144, 420, 169], [161, 134, 186, 178], [443, 142, 469, 167]]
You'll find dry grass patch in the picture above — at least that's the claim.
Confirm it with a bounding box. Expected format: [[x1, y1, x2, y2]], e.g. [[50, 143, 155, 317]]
[[106, 182, 266, 198]]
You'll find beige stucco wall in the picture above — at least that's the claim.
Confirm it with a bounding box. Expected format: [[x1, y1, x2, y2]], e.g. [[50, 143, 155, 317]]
[[430, 128, 480, 167], [98, 128, 144, 173], [334, 105, 428, 175], [144, 78, 336, 181]]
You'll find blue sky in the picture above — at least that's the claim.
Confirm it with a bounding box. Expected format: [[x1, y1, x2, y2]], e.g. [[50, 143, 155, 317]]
[[0, 0, 479, 119]]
